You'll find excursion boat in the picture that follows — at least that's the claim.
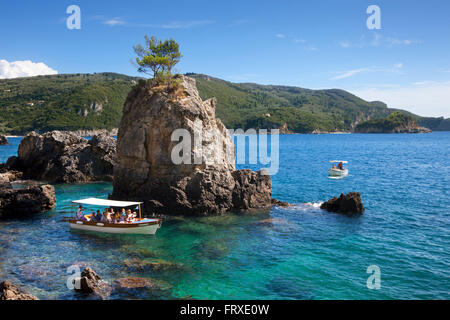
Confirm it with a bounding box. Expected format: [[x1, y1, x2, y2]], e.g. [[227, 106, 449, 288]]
[[328, 160, 349, 177], [68, 198, 162, 235]]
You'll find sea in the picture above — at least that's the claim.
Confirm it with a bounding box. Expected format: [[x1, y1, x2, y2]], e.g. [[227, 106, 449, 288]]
[[0, 132, 449, 299]]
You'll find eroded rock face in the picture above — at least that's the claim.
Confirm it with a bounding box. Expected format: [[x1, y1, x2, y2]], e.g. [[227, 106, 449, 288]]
[[112, 76, 272, 216], [0, 280, 39, 300], [0, 135, 8, 145], [320, 192, 365, 215], [0, 183, 56, 219], [7, 131, 116, 183]]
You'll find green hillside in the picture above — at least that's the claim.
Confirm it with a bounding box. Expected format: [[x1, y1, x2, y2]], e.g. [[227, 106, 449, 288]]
[[0, 73, 139, 134], [0, 72, 448, 134]]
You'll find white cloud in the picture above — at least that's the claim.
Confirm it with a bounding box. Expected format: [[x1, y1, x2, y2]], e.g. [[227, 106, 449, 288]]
[[331, 68, 371, 80], [103, 17, 125, 26], [145, 20, 214, 29], [0, 59, 58, 79], [340, 33, 420, 48], [331, 64, 403, 80], [276, 34, 286, 38], [351, 81, 450, 118]]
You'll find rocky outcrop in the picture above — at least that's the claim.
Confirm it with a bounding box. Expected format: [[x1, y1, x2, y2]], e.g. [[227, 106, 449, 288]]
[[73, 267, 111, 299], [0, 183, 55, 219], [6, 130, 116, 183], [112, 75, 272, 216], [0, 280, 39, 300], [279, 123, 293, 134], [320, 192, 365, 215], [271, 198, 292, 207], [0, 135, 8, 145]]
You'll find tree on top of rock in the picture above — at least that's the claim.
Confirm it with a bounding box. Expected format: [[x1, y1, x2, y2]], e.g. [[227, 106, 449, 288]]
[[133, 35, 182, 80]]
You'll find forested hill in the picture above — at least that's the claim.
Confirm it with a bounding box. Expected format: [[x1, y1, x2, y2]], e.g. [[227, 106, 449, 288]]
[[189, 73, 450, 132], [0, 72, 449, 134], [0, 73, 139, 134]]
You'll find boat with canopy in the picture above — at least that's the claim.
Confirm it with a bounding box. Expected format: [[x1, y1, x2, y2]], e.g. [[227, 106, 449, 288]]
[[328, 160, 349, 177], [68, 198, 162, 235]]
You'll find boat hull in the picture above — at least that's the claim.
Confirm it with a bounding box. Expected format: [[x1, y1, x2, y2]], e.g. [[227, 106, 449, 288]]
[[328, 168, 348, 177], [69, 219, 161, 235]]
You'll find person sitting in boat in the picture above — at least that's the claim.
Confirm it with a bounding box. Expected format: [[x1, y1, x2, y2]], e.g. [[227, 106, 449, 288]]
[[94, 210, 102, 222], [337, 162, 343, 170], [101, 210, 111, 223], [114, 211, 124, 223], [76, 205, 87, 221], [332, 164, 336, 169], [125, 209, 136, 223]]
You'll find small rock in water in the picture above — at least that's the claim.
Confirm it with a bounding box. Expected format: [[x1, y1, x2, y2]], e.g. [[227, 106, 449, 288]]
[[271, 198, 292, 207], [0, 135, 8, 145], [320, 192, 365, 215], [112, 277, 171, 298], [0, 280, 39, 300], [73, 267, 111, 299]]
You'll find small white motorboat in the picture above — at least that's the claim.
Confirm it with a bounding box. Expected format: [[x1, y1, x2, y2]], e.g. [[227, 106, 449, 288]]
[[68, 198, 162, 235], [328, 160, 349, 177]]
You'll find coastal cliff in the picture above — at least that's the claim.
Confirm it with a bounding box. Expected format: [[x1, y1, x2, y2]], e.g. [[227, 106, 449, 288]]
[[355, 112, 431, 134], [112, 75, 272, 216]]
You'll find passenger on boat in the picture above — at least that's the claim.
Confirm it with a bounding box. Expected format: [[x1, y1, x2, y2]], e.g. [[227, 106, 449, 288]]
[[101, 210, 111, 223], [338, 162, 343, 170], [332, 164, 336, 169], [76, 205, 87, 221], [125, 209, 136, 223], [95, 210, 102, 222], [114, 211, 124, 223]]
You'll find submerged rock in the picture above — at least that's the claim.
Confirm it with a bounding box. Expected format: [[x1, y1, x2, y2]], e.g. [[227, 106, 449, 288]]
[[73, 267, 111, 299], [112, 277, 171, 297], [271, 198, 292, 207], [6, 130, 116, 183], [0, 280, 39, 300], [320, 192, 365, 215], [0, 183, 55, 219], [0, 135, 8, 145], [112, 75, 272, 216], [123, 258, 182, 272]]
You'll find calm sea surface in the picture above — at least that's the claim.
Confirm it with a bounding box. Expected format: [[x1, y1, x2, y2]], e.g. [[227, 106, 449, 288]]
[[0, 133, 449, 299]]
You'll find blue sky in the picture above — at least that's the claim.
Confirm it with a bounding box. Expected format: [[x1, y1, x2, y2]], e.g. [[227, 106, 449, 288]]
[[1, 0, 450, 117]]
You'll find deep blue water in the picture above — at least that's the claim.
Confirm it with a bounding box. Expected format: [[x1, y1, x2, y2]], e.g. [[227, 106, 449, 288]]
[[0, 133, 449, 299]]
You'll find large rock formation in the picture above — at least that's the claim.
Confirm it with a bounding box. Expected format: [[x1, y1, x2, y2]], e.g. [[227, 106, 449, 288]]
[[0, 135, 8, 145], [0, 182, 56, 219], [320, 192, 365, 215], [0, 280, 39, 300], [7, 131, 116, 183], [112, 76, 271, 216]]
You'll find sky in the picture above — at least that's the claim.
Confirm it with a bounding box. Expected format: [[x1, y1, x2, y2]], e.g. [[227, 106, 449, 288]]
[[1, 0, 450, 117]]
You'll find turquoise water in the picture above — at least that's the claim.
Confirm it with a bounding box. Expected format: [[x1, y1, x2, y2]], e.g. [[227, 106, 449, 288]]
[[0, 133, 449, 299]]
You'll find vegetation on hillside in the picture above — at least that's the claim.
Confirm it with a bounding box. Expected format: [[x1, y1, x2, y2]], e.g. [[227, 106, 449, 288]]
[[0, 72, 448, 135], [0, 73, 139, 134], [355, 111, 417, 132]]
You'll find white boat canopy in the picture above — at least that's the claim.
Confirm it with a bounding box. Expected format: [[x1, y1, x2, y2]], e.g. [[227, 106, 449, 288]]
[[72, 198, 142, 207], [329, 160, 348, 164]]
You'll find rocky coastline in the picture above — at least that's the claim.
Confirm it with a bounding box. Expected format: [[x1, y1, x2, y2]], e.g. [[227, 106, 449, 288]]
[[5, 130, 116, 183]]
